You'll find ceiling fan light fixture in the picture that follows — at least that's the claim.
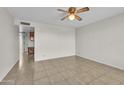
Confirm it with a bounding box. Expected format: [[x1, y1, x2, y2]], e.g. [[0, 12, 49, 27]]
[[69, 14, 75, 20], [58, 7, 89, 21]]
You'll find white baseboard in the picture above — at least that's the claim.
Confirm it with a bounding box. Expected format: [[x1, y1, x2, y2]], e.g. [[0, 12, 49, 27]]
[[77, 54, 124, 71], [35, 55, 76, 62]]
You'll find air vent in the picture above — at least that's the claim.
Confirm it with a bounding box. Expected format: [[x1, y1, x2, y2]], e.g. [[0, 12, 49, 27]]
[[20, 22, 30, 26]]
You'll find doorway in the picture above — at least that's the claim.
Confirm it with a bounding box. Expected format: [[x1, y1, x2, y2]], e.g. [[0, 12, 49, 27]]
[[19, 25, 35, 69]]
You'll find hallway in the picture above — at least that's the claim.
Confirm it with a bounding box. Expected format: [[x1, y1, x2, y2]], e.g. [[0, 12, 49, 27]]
[[1, 55, 124, 85]]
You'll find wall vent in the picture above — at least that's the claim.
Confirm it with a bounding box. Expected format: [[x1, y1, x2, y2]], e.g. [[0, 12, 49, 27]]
[[20, 22, 30, 26]]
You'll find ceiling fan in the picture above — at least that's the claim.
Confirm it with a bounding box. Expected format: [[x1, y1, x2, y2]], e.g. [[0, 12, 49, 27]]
[[57, 7, 89, 21]]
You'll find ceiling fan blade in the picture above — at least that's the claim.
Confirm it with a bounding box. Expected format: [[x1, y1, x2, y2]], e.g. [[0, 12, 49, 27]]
[[61, 15, 69, 21], [57, 9, 67, 12], [75, 15, 82, 21], [76, 7, 89, 13]]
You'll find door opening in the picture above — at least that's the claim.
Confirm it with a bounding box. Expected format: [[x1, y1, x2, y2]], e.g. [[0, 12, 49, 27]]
[[19, 25, 35, 69]]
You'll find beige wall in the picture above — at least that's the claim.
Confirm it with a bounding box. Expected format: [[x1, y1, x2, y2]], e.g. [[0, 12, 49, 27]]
[[34, 23, 75, 61], [76, 13, 124, 70], [0, 8, 19, 81]]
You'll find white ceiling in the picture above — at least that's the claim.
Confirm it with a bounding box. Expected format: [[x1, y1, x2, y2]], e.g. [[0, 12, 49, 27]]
[[7, 7, 124, 28]]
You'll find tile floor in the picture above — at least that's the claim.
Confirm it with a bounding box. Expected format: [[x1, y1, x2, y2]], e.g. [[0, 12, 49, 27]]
[[1, 54, 124, 85]]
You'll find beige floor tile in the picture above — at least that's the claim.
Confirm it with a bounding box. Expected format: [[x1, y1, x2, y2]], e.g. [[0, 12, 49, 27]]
[[66, 77, 85, 85], [86, 69, 104, 78], [33, 63, 45, 72], [104, 72, 124, 82], [16, 80, 33, 85], [16, 72, 33, 81], [33, 71, 48, 80], [77, 72, 98, 84], [119, 81, 124, 85], [46, 68, 59, 76], [44, 65, 56, 70], [51, 79, 69, 85], [3, 73, 17, 81], [89, 79, 107, 85], [49, 73, 65, 83], [0, 81, 15, 85], [33, 77, 50, 85], [1, 54, 124, 85], [60, 70, 76, 79], [92, 66, 111, 75], [56, 67, 66, 72], [90, 75, 121, 85]]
